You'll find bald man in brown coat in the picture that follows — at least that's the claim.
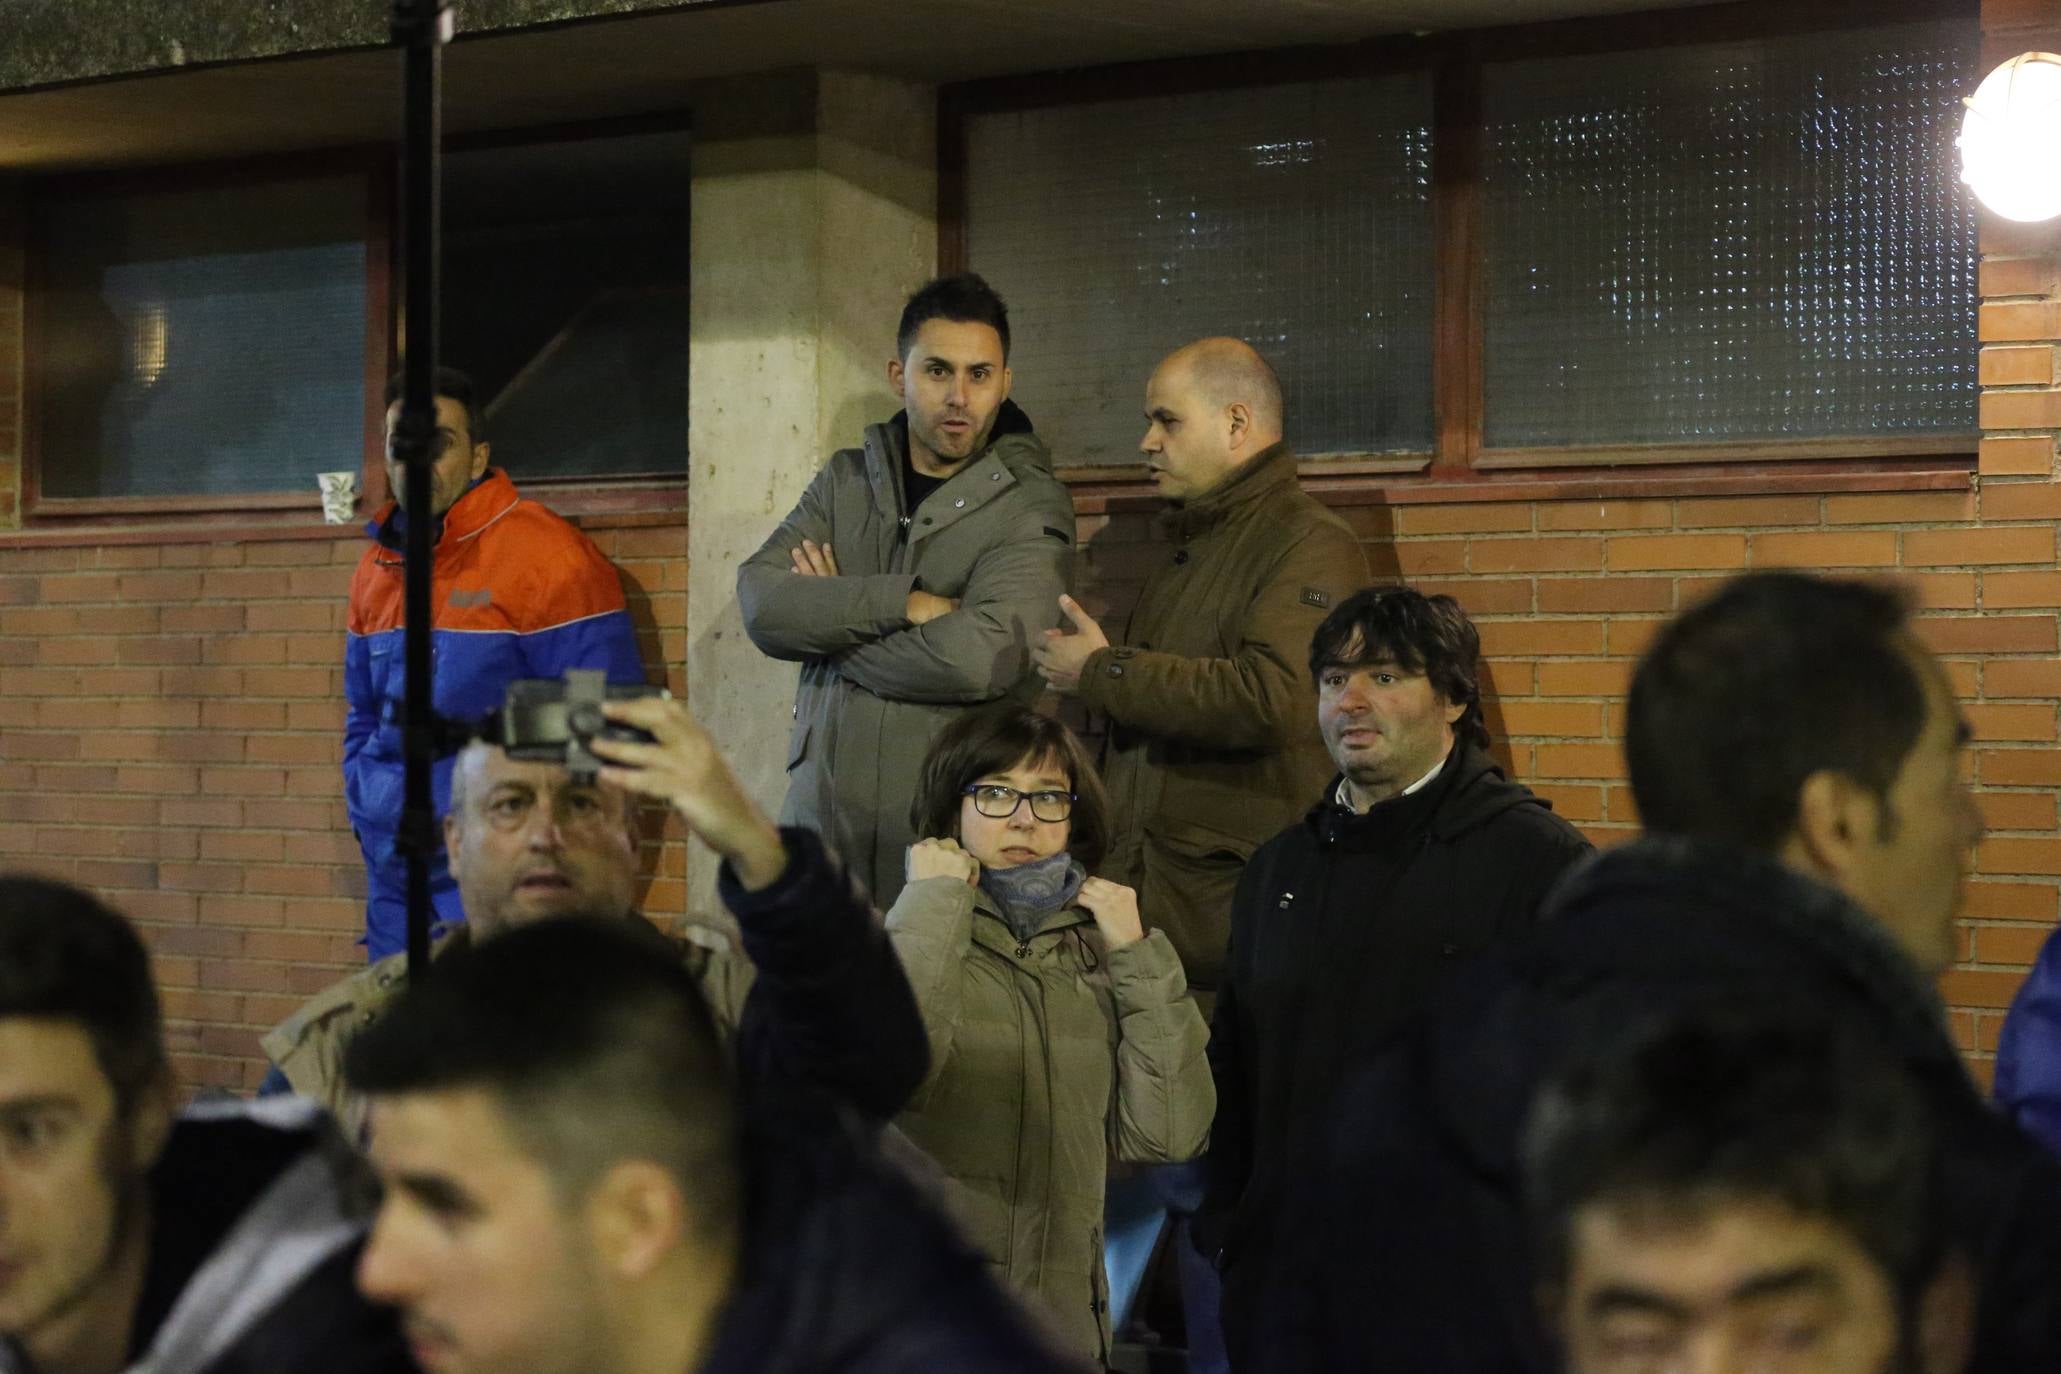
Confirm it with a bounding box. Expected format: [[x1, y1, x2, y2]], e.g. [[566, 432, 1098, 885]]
[[1034, 338, 1368, 1007]]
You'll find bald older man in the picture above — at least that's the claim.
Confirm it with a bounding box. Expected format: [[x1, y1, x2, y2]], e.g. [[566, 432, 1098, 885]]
[[1035, 338, 1367, 1003]]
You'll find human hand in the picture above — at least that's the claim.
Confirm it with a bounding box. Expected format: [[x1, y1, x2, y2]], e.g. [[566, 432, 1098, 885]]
[[589, 697, 787, 890], [1075, 877, 1143, 950], [1032, 594, 1109, 695], [907, 837, 980, 886], [906, 589, 960, 625], [790, 539, 840, 577]]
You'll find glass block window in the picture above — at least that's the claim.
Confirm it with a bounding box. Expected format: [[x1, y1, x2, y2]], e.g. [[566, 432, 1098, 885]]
[[964, 75, 1435, 466], [36, 176, 368, 500], [441, 127, 692, 482], [1481, 22, 1978, 450]]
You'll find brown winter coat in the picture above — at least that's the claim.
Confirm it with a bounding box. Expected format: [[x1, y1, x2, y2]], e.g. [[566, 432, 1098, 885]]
[[885, 876, 1214, 1364], [737, 404, 1076, 910], [1077, 442, 1368, 998]]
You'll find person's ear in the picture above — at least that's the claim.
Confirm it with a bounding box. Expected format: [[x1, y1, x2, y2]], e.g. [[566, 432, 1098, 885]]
[[886, 357, 907, 394], [469, 441, 491, 483], [127, 1069, 177, 1171], [1913, 1249, 1976, 1374], [588, 1160, 688, 1282], [1788, 770, 1883, 885], [1443, 697, 1467, 728], [1224, 401, 1252, 451], [998, 363, 1013, 402], [444, 810, 462, 857]]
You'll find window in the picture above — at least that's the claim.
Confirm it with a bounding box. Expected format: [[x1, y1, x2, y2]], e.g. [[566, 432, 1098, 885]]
[[22, 119, 693, 526], [945, 6, 1978, 488], [440, 124, 692, 485], [963, 76, 1434, 470], [1479, 22, 1976, 463], [31, 171, 372, 507]]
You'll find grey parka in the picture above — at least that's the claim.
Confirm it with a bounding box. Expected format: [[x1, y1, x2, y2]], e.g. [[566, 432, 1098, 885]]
[[738, 405, 1076, 909]]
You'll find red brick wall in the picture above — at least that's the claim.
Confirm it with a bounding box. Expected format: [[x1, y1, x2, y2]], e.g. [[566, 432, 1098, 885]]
[[5, 8, 2059, 1091], [1075, 466, 2057, 1088], [0, 521, 687, 1092]]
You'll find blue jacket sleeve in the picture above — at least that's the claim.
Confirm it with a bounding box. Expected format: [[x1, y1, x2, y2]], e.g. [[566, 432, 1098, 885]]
[[716, 826, 929, 1121], [1997, 927, 2061, 1158]]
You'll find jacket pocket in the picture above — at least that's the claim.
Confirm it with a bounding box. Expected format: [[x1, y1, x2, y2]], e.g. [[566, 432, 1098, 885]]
[[1137, 818, 1258, 982]]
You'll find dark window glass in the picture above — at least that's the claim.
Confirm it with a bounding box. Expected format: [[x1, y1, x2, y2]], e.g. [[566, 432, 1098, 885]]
[[36, 175, 367, 499], [440, 128, 692, 482], [1481, 22, 1979, 450], [964, 75, 1435, 465]]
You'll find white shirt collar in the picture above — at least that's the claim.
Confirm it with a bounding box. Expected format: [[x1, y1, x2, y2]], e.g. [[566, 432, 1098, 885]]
[[1335, 750, 1452, 813]]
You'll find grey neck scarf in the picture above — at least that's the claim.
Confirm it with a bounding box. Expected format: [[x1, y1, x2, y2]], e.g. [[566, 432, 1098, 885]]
[[980, 851, 1087, 943]]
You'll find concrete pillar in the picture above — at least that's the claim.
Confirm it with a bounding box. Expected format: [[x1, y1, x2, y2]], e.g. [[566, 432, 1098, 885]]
[[685, 69, 937, 914]]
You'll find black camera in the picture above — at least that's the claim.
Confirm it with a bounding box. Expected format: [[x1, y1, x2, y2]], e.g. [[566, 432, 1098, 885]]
[[480, 670, 665, 783]]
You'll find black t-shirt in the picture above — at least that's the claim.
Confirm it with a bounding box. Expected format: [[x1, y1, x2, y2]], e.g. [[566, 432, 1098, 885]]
[[902, 456, 946, 517]]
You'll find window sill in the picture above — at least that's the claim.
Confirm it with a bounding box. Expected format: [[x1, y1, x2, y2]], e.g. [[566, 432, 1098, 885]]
[[1067, 456, 1975, 515], [0, 480, 688, 549]]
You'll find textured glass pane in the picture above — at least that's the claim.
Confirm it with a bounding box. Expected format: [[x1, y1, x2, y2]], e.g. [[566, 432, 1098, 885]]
[[966, 76, 1434, 464], [443, 129, 692, 481], [38, 177, 367, 499], [1482, 22, 1978, 449]]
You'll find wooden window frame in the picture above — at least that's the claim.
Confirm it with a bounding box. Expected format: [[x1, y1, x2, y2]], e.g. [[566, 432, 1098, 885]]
[[938, 0, 1980, 506], [16, 110, 694, 541], [21, 148, 394, 533]]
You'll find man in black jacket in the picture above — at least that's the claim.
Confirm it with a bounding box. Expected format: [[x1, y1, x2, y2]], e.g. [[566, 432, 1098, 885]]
[[1284, 572, 2061, 1373], [1197, 585, 1591, 1368], [347, 917, 1083, 1374], [0, 876, 414, 1374]]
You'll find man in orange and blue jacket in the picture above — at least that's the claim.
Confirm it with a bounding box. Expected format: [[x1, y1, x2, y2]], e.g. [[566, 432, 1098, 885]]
[[343, 368, 646, 960]]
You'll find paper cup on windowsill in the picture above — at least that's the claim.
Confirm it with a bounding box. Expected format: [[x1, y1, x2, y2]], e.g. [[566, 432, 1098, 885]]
[[319, 471, 359, 524]]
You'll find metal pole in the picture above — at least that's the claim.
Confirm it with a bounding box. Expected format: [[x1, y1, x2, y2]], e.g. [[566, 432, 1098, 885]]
[[391, 0, 449, 980]]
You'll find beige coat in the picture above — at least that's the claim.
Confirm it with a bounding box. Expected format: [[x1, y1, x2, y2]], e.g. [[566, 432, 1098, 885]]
[[261, 923, 752, 1140], [1077, 442, 1368, 1000], [885, 876, 1214, 1364]]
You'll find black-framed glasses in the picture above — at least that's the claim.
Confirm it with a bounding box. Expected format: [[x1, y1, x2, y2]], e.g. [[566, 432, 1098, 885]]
[[962, 783, 1075, 823]]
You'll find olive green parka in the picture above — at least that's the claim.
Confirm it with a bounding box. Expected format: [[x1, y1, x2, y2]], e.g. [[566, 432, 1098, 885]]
[[885, 875, 1214, 1364]]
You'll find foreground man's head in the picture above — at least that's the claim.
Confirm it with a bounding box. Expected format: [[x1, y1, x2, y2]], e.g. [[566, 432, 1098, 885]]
[[1625, 572, 1982, 976], [0, 877, 175, 1373], [1524, 1006, 1971, 1374], [348, 916, 740, 1374], [446, 740, 642, 939]]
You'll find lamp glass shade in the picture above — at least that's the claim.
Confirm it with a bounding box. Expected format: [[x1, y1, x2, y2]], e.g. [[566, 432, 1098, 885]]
[[1961, 52, 2061, 222]]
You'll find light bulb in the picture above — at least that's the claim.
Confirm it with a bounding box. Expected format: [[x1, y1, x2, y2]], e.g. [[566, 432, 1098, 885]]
[[1960, 52, 2061, 223]]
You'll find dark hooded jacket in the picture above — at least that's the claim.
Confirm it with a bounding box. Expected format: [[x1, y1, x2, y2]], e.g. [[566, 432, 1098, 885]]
[[1267, 838, 2061, 1374], [694, 834, 1086, 1374], [2, 1098, 416, 1374], [1196, 739, 1589, 1349]]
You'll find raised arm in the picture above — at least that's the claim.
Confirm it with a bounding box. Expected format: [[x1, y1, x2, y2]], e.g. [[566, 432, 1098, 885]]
[[591, 697, 929, 1119], [737, 456, 923, 661], [881, 841, 987, 1106]]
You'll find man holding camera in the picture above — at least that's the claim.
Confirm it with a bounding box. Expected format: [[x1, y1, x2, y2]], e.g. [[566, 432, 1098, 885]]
[[345, 367, 648, 961], [270, 696, 930, 1139]]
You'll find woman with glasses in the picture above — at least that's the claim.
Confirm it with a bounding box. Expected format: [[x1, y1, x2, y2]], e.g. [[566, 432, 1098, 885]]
[[884, 702, 1214, 1364]]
